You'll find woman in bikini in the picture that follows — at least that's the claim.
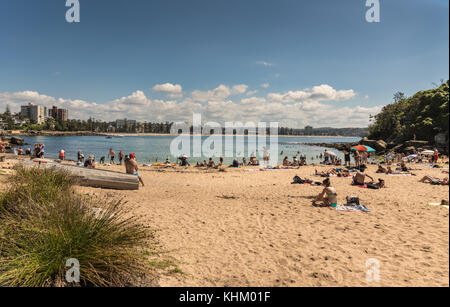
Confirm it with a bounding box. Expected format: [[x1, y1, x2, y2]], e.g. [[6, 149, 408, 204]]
[[313, 178, 338, 207], [419, 176, 449, 185]]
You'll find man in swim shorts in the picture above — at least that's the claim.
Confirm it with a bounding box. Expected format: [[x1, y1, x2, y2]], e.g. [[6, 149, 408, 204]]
[[125, 153, 144, 187]]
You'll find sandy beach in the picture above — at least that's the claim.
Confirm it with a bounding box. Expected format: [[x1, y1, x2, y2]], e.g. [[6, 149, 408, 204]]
[[1, 157, 448, 287]]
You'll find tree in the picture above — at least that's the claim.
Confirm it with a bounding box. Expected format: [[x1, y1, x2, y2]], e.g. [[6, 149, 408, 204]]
[[368, 81, 449, 143]]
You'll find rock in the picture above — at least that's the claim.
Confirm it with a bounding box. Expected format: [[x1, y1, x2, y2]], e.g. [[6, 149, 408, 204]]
[[391, 144, 403, 153], [404, 140, 429, 148], [375, 140, 387, 151], [10, 137, 24, 146], [403, 146, 416, 154], [360, 139, 386, 152]]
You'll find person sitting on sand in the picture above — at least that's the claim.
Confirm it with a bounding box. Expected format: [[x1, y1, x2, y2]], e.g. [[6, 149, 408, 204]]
[[242, 157, 247, 166], [313, 178, 338, 207], [400, 162, 409, 172], [84, 155, 96, 169], [99, 156, 106, 164], [249, 156, 259, 166], [352, 166, 374, 186], [125, 153, 145, 187], [283, 156, 292, 166], [207, 158, 216, 168], [419, 176, 449, 186], [292, 156, 299, 166]]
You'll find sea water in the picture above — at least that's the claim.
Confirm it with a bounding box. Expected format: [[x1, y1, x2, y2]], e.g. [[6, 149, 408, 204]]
[[17, 135, 360, 165]]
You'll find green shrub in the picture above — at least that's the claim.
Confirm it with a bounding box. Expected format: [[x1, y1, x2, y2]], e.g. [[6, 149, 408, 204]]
[[0, 165, 155, 287]]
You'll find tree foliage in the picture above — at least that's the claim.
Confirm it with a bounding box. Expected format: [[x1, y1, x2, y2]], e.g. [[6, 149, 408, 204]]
[[368, 81, 449, 143]]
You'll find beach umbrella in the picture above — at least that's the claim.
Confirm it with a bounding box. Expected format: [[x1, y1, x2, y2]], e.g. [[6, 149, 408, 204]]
[[351, 145, 376, 152], [420, 150, 434, 156]]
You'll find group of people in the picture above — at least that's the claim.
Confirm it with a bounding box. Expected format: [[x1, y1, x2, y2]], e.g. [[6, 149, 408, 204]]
[[75, 149, 144, 187], [282, 156, 307, 167]]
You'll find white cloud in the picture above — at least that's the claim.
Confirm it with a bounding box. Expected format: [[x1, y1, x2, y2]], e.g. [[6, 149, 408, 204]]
[[268, 84, 356, 103], [256, 61, 273, 67], [0, 84, 378, 128], [231, 84, 248, 95], [246, 90, 258, 96], [152, 83, 183, 98], [261, 83, 270, 88], [152, 83, 182, 94]]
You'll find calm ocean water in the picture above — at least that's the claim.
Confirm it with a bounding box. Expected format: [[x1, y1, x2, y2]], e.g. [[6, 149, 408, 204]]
[[18, 135, 360, 164]]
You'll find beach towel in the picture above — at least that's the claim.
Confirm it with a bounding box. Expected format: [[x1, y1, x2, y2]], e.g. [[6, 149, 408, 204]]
[[388, 173, 412, 176], [335, 204, 370, 212], [351, 183, 368, 188], [429, 203, 449, 209]]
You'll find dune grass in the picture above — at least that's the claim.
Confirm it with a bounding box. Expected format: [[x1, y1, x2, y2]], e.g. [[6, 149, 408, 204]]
[[0, 165, 155, 287]]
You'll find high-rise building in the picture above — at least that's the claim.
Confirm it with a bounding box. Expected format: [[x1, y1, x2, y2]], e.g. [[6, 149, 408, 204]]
[[21, 103, 46, 124], [304, 125, 314, 135], [48, 106, 69, 122], [57, 109, 69, 122], [116, 119, 137, 130]]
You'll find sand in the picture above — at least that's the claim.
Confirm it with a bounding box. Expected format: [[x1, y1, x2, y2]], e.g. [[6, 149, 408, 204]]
[[1, 157, 449, 287]]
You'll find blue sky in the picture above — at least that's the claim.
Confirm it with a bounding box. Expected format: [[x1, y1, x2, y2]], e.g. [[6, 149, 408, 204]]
[[0, 0, 448, 127]]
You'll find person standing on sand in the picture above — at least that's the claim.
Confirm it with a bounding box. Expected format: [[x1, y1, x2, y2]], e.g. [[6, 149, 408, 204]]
[[324, 150, 330, 164], [433, 148, 439, 164], [118, 150, 125, 165], [108, 148, 116, 164], [125, 153, 145, 186], [354, 151, 361, 168], [344, 151, 351, 166], [59, 149, 65, 160]]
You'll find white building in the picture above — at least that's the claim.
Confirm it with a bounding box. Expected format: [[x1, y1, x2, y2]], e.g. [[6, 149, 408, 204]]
[[21, 103, 47, 124]]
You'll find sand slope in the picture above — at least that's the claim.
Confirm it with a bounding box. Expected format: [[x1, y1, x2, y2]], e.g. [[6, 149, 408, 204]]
[[1, 159, 448, 287]]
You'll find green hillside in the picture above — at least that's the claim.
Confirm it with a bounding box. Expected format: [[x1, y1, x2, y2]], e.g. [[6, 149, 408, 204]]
[[368, 81, 449, 144]]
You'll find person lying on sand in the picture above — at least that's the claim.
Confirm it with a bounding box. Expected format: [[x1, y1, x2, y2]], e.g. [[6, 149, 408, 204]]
[[315, 169, 336, 177], [292, 176, 321, 185], [313, 178, 338, 207], [419, 176, 449, 186], [125, 153, 145, 187], [366, 178, 386, 189], [336, 169, 351, 177], [352, 167, 374, 186], [376, 165, 388, 174]]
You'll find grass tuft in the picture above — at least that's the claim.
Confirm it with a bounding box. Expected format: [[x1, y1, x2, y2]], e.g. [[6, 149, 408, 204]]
[[0, 165, 156, 287]]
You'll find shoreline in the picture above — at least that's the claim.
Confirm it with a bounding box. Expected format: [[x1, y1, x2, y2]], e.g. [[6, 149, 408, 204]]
[[2, 130, 364, 138]]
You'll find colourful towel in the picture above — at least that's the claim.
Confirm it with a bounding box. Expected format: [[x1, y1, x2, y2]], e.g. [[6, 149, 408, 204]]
[[351, 184, 368, 188], [335, 204, 370, 212]]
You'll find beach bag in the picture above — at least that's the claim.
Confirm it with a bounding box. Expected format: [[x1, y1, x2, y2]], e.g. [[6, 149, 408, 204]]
[[346, 195, 360, 206], [292, 176, 305, 184]]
